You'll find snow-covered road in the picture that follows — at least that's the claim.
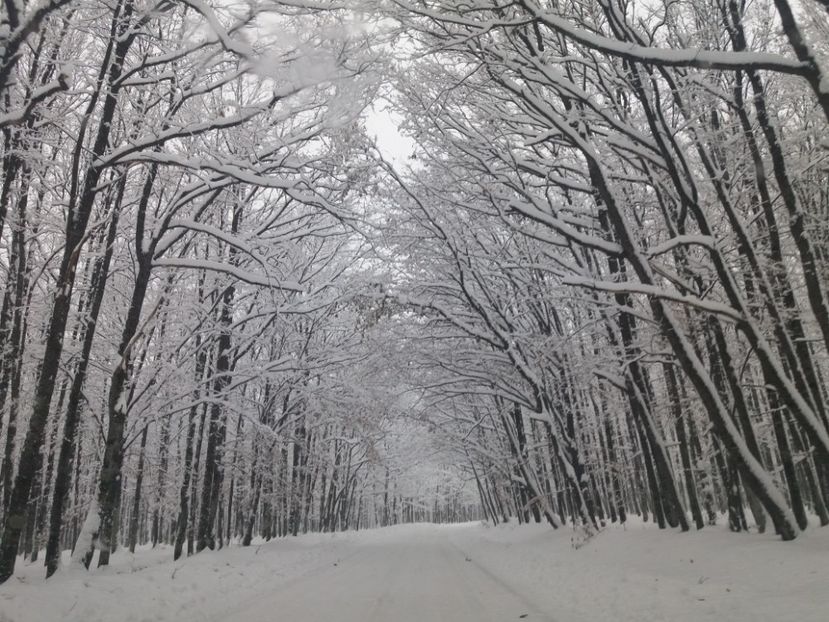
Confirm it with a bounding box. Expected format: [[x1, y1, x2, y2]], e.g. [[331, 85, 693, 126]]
[[3, 520, 829, 622], [211, 526, 553, 622]]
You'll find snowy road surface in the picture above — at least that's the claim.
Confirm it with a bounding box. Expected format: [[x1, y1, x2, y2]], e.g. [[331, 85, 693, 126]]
[[2, 520, 829, 622], [210, 527, 553, 622]]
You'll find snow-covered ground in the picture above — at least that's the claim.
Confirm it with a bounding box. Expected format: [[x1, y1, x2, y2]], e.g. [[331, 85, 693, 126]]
[[1, 520, 827, 622]]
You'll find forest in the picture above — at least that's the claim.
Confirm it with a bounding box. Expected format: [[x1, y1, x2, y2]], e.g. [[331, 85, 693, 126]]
[[0, 0, 828, 591]]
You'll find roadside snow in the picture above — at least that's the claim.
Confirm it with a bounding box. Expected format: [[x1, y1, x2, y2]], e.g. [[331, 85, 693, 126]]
[[0, 532, 359, 622], [449, 518, 829, 622], [1, 519, 827, 622]]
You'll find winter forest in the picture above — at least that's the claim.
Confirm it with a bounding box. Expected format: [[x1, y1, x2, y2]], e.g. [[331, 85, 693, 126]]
[[0, 0, 828, 620]]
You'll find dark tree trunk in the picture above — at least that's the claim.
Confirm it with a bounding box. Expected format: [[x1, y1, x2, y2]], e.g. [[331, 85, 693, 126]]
[[94, 253, 154, 567], [151, 417, 170, 547], [45, 182, 122, 578], [128, 425, 149, 553], [768, 390, 809, 531]]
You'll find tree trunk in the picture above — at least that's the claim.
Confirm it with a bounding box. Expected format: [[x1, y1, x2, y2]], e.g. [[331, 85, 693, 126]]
[[45, 182, 122, 577], [128, 425, 149, 553]]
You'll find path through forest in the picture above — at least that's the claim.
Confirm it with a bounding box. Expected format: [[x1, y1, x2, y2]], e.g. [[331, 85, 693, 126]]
[[3, 520, 828, 622], [210, 526, 554, 622]]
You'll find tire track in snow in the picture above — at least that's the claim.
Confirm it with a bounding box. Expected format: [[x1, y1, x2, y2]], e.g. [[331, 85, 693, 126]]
[[446, 535, 558, 622]]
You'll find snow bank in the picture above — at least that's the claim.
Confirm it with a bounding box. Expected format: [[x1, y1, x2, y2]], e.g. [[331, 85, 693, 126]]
[[448, 518, 829, 622], [0, 533, 358, 622]]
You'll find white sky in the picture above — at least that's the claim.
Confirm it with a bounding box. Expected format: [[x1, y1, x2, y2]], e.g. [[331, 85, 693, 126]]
[[364, 104, 417, 166]]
